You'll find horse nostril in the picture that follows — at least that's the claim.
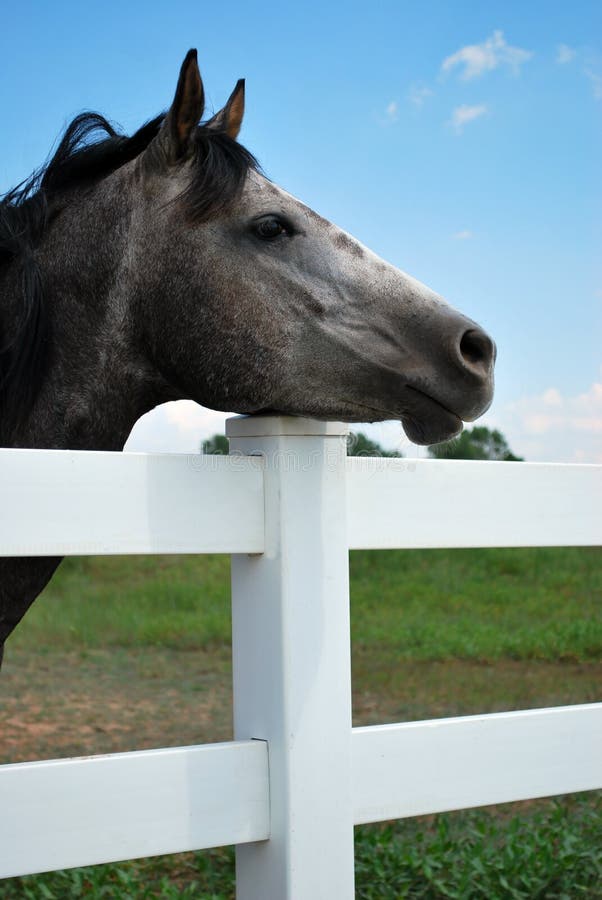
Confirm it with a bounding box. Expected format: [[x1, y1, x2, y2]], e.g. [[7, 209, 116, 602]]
[[459, 328, 495, 372]]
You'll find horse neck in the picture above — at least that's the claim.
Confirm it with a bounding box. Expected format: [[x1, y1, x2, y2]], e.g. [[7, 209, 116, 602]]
[[4, 176, 178, 451]]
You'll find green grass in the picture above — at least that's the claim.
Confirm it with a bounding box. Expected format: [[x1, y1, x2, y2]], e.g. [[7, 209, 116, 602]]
[[12, 555, 232, 652], [350, 547, 602, 661], [1, 796, 600, 899], [354, 797, 602, 899], [12, 547, 602, 661]]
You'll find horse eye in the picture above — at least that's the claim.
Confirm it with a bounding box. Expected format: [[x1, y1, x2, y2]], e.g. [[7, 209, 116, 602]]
[[254, 216, 289, 240]]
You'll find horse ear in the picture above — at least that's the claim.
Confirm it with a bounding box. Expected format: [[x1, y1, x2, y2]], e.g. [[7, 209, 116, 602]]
[[145, 49, 205, 170], [206, 79, 245, 139]]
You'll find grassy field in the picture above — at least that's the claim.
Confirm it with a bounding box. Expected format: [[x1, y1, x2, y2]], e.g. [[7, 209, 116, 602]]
[[1, 547, 601, 897], [10, 546, 602, 661]]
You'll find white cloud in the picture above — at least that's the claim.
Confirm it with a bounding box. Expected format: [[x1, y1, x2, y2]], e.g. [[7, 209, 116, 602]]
[[556, 44, 576, 65], [488, 382, 602, 463], [450, 103, 488, 134], [408, 83, 433, 107], [385, 100, 399, 122], [125, 401, 230, 454], [453, 229, 473, 240], [541, 387, 563, 407], [442, 30, 533, 80], [584, 68, 602, 100]]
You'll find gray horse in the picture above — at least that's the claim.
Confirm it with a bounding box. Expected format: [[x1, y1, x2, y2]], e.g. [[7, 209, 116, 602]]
[[0, 50, 495, 665]]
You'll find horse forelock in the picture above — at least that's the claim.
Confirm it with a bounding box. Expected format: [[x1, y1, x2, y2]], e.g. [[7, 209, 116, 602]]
[[184, 128, 259, 222]]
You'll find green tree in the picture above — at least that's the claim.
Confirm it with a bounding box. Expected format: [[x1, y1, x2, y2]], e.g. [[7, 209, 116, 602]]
[[201, 433, 229, 455], [428, 426, 523, 461], [347, 431, 402, 457]]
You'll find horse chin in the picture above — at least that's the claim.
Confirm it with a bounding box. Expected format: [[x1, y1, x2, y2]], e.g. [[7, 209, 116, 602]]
[[399, 387, 464, 445], [400, 412, 463, 446]]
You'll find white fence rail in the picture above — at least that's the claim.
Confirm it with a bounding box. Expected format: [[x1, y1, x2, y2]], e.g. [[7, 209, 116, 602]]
[[1, 416, 601, 898], [0, 449, 264, 555]]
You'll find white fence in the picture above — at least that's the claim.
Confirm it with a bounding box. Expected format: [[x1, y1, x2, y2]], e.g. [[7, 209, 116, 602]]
[[1, 415, 601, 898]]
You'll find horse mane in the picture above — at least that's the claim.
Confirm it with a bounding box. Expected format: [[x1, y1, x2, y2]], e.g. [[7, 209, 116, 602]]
[[0, 110, 258, 442]]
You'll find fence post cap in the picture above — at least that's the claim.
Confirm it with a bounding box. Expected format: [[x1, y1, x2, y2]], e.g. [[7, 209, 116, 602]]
[[226, 415, 349, 438]]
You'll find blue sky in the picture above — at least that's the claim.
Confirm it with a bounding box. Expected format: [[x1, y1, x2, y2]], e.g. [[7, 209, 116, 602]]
[[1, 1, 600, 461]]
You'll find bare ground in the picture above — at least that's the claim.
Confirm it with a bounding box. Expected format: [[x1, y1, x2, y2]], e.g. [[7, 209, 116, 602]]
[[1, 647, 600, 764]]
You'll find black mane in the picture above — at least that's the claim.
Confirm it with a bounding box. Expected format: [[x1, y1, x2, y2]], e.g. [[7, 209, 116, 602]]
[[0, 110, 257, 443]]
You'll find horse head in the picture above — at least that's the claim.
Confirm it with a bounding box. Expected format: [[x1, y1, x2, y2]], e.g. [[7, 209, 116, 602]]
[[129, 50, 495, 446]]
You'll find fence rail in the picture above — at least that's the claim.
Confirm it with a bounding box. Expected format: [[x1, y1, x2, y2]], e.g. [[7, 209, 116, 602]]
[[352, 703, 602, 823], [0, 741, 270, 879], [347, 456, 602, 548], [1, 416, 600, 898], [2, 450, 600, 555], [0, 449, 264, 555]]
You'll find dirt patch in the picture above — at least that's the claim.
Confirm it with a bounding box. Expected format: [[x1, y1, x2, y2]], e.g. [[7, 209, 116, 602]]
[[0, 648, 233, 763], [352, 651, 602, 725], [1, 647, 600, 764]]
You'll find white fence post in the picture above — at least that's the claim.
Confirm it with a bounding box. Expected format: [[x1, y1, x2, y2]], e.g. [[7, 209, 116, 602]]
[[227, 416, 354, 900]]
